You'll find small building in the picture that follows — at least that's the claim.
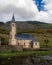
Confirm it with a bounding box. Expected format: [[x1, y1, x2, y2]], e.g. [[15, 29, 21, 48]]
[[16, 34, 40, 49], [9, 14, 40, 49]]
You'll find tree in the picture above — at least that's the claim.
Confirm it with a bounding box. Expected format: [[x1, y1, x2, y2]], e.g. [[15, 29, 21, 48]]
[[44, 37, 49, 48], [47, 29, 52, 34]]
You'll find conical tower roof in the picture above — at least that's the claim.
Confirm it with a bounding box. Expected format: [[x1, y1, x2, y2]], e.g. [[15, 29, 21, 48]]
[[12, 14, 15, 22]]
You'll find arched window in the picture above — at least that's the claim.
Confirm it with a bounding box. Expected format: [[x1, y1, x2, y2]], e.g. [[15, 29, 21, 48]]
[[13, 23, 15, 27], [18, 43, 19, 45], [35, 43, 37, 45]]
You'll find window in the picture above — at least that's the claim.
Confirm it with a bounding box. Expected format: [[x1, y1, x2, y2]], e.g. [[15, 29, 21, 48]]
[[18, 43, 19, 45], [35, 43, 37, 45], [13, 24, 15, 27]]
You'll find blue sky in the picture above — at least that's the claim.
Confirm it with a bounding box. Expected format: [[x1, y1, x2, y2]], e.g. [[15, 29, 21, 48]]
[[34, 0, 45, 11]]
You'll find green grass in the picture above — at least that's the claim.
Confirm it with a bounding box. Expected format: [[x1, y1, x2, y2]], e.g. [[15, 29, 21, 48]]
[[0, 32, 52, 47], [0, 33, 52, 58], [30, 33, 52, 47], [0, 51, 52, 57]]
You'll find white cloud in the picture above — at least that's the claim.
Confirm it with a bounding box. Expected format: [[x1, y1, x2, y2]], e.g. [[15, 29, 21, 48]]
[[0, 0, 52, 23], [0, 0, 38, 22], [35, 11, 49, 22], [34, 0, 52, 23]]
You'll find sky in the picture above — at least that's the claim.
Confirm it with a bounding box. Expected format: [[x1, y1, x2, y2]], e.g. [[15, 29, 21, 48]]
[[0, 0, 52, 23]]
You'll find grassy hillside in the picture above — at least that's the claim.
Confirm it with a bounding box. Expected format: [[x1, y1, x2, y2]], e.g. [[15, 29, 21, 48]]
[[27, 21, 52, 29], [1, 21, 51, 33], [0, 21, 52, 33], [0, 21, 52, 47], [30, 33, 52, 48]]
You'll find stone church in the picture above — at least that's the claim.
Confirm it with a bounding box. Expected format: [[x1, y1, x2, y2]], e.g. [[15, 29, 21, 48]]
[[9, 15, 40, 49]]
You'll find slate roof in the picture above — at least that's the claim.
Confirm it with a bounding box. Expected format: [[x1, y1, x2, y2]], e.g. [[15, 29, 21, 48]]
[[12, 14, 15, 22], [16, 34, 38, 42]]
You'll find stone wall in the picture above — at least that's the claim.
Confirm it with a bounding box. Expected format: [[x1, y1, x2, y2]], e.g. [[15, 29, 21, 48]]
[[0, 45, 23, 52]]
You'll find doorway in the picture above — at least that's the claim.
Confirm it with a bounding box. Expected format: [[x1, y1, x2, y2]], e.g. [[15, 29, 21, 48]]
[[30, 41, 33, 48]]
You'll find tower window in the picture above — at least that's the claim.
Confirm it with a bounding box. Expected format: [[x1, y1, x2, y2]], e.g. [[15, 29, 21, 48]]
[[13, 24, 15, 27]]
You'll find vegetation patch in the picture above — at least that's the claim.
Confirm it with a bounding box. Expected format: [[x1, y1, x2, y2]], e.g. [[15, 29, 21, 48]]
[[0, 51, 52, 57]]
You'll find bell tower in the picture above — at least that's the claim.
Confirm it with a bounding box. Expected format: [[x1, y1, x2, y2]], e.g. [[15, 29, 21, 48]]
[[9, 14, 17, 45]]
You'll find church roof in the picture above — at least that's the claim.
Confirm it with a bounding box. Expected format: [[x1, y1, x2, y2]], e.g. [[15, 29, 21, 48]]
[[12, 14, 15, 22], [16, 34, 38, 42]]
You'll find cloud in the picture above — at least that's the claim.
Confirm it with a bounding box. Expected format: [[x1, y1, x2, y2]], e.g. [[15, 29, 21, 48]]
[[0, 0, 38, 22], [35, 0, 52, 23], [0, 0, 52, 23]]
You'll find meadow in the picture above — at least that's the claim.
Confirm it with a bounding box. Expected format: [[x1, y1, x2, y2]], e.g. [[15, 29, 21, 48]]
[[30, 33, 52, 48], [0, 21, 52, 47], [0, 32, 52, 48], [0, 50, 52, 57]]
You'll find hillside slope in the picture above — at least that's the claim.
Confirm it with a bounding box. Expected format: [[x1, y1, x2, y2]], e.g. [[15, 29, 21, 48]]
[[0, 21, 52, 34]]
